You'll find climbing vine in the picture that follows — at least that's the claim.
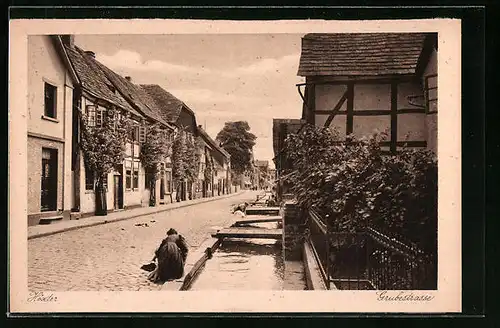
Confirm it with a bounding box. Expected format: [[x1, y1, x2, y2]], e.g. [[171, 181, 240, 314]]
[[79, 105, 131, 189], [172, 129, 203, 186], [172, 129, 188, 185], [79, 105, 131, 215], [140, 124, 171, 179], [204, 147, 214, 182], [140, 123, 172, 205]]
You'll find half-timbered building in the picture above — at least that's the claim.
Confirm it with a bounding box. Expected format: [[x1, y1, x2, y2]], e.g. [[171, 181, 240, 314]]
[[296, 33, 438, 154]]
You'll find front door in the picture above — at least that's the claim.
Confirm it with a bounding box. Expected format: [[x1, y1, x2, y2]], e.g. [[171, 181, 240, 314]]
[[41, 148, 58, 212], [113, 175, 123, 210], [160, 168, 165, 201]]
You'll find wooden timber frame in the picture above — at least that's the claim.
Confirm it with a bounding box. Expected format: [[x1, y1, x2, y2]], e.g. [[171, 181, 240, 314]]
[[297, 75, 428, 155]]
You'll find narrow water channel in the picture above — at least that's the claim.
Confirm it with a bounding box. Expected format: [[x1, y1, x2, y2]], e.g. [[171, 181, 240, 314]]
[[189, 221, 286, 290], [190, 237, 284, 290]]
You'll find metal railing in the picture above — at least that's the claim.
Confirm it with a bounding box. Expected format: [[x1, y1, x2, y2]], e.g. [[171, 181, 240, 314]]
[[306, 208, 437, 290]]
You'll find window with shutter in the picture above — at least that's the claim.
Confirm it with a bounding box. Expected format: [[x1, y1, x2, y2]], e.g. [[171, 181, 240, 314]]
[[86, 105, 96, 127], [139, 125, 146, 143], [96, 107, 105, 127]]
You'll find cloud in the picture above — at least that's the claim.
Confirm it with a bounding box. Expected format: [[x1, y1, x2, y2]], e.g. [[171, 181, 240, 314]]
[[97, 49, 300, 79], [166, 88, 256, 105], [96, 50, 211, 74], [230, 54, 300, 76]]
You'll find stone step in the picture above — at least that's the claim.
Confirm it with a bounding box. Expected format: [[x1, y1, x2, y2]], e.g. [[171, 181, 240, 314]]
[[38, 216, 63, 225]]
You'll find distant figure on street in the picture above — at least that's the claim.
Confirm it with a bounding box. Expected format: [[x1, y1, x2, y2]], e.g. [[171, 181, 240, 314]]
[[148, 228, 189, 283], [232, 202, 249, 213], [231, 202, 249, 218]]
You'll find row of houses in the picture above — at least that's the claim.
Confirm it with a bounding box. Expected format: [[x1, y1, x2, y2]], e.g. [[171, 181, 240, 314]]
[[273, 33, 438, 200], [27, 35, 231, 226]]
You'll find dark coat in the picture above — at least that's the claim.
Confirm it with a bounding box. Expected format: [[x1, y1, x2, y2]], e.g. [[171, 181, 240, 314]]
[[150, 234, 189, 282]]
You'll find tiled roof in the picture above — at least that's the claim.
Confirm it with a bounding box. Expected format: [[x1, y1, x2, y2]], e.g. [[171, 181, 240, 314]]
[[65, 45, 140, 116], [297, 33, 428, 77], [90, 59, 173, 127], [197, 126, 231, 159], [140, 84, 184, 124], [272, 118, 305, 157]]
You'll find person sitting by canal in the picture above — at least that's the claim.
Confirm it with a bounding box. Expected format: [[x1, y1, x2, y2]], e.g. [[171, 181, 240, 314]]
[[148, 228, 189, 283], [232, 202, 249, 214]]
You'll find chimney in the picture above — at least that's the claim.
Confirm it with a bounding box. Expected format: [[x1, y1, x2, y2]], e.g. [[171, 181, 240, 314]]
[[60, 35, 74, 47], [125, 76, 132, 82], [84, 51, 96, 58]]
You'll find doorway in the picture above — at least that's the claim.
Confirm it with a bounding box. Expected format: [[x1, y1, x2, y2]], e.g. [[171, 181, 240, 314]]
[[160, 165, 165, 202], [41, 148, 58, 212], [113, 174, 123, 210]]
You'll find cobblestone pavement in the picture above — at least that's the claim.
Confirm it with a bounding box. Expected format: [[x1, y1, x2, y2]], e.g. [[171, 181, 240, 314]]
[[28, 191, 258, 292]]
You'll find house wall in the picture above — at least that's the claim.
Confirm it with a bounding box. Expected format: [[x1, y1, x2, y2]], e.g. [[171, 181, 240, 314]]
[[312, 77, 427, 151], [27, 138, 66, 225], [78, 154, 115, 214], [27, 36, 74, 225], [28, 36, 70, 140], [77, 96, 146, 215]]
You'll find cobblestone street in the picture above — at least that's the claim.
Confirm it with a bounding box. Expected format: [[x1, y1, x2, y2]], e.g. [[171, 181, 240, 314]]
[[28, 191, 258, 292]]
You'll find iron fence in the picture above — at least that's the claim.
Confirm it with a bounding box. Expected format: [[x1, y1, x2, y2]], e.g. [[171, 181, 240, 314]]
[[306, 209, 330, 289], [306, 208, 437, 290]]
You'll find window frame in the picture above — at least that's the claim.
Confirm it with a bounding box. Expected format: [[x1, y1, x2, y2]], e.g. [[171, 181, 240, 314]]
[[424, 74, 438, 114], [43, 82, 57, 119], [86, 104, 97, 127], [139, 125, 147, 144], [133, 161, 139, 190], [85, 165, 95, 191]]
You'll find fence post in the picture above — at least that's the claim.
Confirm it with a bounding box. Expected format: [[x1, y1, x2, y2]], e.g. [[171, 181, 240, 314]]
[[325, 214, 330, 290]]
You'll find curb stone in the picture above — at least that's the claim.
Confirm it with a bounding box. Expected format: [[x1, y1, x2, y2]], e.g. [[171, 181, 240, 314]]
[[28, 191, 246, 240]]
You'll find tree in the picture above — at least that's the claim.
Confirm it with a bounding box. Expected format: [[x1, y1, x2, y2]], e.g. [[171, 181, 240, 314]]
[[172, 130, 203, 201], [79, 106, 131, 215], [216, 121, 257, 178], [140, 124, 172, 206], [172, 130, 188, 201]]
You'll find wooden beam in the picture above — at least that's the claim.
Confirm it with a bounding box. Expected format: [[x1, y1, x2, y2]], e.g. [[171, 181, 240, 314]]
[[390, 82, 398, 154], [297, 75, 416, 87], [233, 216, 282, 227], [308, 84, 316, 125], [346, 83, 354, 136], [179, 241, 222, 291], [323, 90, 348, 128], [315, 108, 425, 116], [212, 228, 282, 240]]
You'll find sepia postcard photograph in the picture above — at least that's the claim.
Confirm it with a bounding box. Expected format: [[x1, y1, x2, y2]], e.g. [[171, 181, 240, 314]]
[[9, 18, 462, 313]]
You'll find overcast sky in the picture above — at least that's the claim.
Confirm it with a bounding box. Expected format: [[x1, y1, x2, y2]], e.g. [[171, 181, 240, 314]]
[[75, 34, 305, 168]]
